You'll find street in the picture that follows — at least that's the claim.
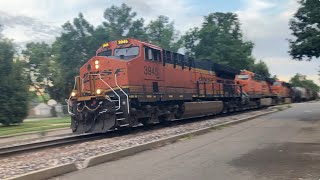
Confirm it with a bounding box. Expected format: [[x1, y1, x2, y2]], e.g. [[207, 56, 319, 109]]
[[55, 102, 320, 180]]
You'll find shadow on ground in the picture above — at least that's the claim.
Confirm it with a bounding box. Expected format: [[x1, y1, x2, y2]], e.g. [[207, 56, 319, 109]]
[[230, 142, 320, 180]]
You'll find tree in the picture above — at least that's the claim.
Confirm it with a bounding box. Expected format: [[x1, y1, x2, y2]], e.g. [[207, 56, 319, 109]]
[[0, 38, 29, 125], [91, 25, 111, 48], [290, 73, 320, 92], [102, 3, 151, 41], [289, 0, 320, 60], [127, 18, 148, 41], [250, 60, 270, 77], [22, 42, 53, 103], [272, 75, 278, 80], [52, 13, 98, 102], [0, 24, 2, 38], [182, 27, 199, 56], [103, 3, 137, 40], [182, 12, 255, 70], [318, 66, 320, 82], [146, 15, 180, 51]]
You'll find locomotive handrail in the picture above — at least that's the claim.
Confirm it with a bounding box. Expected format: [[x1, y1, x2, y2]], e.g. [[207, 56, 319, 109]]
[[66, 76, 79, 116], [115, 74, 130, 114], [92, 74, 121, 111], [81, 76, 85, 94]]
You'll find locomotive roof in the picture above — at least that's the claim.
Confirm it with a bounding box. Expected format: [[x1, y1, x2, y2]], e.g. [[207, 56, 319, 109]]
[[96, 38, 292, 84], [194, 59, 239, 80]]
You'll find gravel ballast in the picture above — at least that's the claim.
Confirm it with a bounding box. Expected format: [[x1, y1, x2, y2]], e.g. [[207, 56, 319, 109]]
[[0, 108, 276, 179]]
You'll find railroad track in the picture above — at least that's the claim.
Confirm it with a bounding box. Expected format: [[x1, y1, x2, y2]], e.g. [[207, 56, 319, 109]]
[[0, 107, 270, 158], [0, 133, 105, 157]]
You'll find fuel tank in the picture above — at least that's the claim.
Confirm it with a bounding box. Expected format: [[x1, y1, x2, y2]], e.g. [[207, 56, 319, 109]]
[[260, 98, 272, 106], [182, 101, 224, 118]]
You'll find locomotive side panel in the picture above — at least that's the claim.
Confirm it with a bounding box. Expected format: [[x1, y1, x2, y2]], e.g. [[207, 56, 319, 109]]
[[236, 70, 272, 97]]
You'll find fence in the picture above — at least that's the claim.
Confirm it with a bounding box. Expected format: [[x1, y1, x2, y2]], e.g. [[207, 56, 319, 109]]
[[27, 105, 70, 118]]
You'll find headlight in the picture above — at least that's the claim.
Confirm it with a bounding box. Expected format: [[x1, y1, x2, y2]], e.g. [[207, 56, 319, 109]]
[[95, 64, 99, 69], [71, 91, 77, 97], [96, 89, 102, 95], [95, 60, 99, 65]]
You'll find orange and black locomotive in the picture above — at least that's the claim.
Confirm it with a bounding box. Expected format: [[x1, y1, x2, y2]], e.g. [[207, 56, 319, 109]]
[[68, 38, 246, 133], [67, 38, 314, 134]]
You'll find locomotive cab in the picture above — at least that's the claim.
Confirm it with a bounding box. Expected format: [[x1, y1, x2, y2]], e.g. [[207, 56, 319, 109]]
[[68, 38, 174, 134], [235, 70, 271, 97], [272, 81, 292, 103], [68, 38, 149, 134]]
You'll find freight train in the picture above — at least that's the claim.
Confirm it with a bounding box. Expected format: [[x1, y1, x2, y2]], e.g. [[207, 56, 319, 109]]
[[67, 38, 318, 134]]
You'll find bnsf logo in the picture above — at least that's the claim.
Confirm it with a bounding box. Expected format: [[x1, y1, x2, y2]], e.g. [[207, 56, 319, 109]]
[[83, 68, 124, 83]]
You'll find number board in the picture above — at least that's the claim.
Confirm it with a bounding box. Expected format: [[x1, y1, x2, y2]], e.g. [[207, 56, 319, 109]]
[[117, 39, 129, 45]]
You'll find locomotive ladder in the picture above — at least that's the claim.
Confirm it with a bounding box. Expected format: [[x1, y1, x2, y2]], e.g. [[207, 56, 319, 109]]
[[99, 74, 130, 126], [113, 74, 130, 126], [67, 74, 130, 127]]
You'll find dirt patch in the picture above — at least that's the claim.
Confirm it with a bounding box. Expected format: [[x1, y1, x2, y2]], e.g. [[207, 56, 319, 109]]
[[230, 142, 320, 180], [300, 127, 316, 132], [299, 116, 320, 123]]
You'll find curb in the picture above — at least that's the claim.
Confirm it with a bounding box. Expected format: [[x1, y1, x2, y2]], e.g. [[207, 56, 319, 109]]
[[84, 109, 279, 168], [4, 163, 77, 180]]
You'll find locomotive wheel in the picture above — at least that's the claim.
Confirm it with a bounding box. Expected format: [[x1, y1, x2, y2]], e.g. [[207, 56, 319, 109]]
[[159, 111, 174, 125], [70, 117, 79, 132], [84, 112, 97, 133], [71, 104, 82, 133]]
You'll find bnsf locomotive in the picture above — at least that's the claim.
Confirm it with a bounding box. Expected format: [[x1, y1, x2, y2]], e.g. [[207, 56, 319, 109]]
[[67, 38, 315, 134]]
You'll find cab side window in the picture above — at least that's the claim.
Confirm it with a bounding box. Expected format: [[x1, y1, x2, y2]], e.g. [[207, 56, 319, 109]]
[[173, 53, 179, 68], [253, 74, 263, 81], [179, 54, 185, 69], [188, 57, 194, 71], [164, 50, 172, 63], [145, 46, 161, 62]]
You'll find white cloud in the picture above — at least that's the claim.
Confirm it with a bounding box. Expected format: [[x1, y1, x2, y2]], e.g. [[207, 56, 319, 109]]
[[0, 0, 201, 33], [0, 0, 106, 23], [0, 0, 318, 85], [121, 0, 201, 32], [237, 0, 281, 39], [237, 0, 320, 85], [0, 0, 40, 17], [0, 10, 61, 44], [263, 56, 319, 83]]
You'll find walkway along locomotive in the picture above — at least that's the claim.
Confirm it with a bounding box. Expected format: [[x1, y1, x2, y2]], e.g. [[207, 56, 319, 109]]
[[67, 38, 305, 134]]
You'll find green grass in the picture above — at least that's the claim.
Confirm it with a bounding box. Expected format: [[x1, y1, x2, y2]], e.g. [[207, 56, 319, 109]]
[[0, 117, 71, 136]]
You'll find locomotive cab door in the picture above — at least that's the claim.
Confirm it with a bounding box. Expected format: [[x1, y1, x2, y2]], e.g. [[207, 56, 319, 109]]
[[143, 46, 164, 94]]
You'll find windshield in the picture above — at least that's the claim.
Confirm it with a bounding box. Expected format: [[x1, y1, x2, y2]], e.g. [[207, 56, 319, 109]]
[[237, 74, 249, 80], [97, 50, 112, 57], [273, 82, 280, 86], [113, 47, 139, 60]]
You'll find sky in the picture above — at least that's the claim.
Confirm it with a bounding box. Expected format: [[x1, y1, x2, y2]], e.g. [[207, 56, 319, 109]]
[[0, 0, 319, 84]]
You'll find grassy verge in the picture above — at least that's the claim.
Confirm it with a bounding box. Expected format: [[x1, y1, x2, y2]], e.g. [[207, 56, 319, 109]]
[[0, 117, 70, 137]]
